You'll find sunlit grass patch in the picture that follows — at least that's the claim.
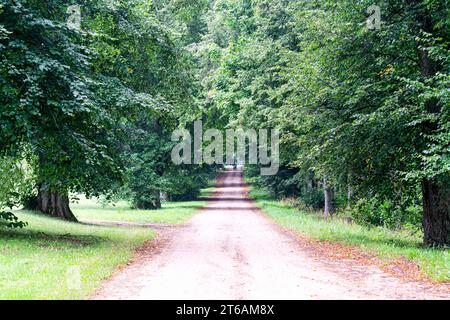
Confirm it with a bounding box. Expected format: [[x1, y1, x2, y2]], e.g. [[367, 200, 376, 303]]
[[0, 211, 155, 299], [72, 196, 208, 225], [0, 188, 212, 299]]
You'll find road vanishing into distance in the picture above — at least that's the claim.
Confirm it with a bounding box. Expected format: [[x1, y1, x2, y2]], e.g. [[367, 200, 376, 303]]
[[93, 170, 449, 300]]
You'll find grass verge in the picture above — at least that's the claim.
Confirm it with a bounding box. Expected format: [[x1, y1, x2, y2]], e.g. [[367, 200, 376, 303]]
[[0, 210, 155, 299], [249, 187, 449, 282], [73, 198, 208, 225], [0, 190, 213, 299], [72, 187, 214, 225]]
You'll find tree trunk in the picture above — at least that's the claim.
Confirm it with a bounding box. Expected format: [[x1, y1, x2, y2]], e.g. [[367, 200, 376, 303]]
[[153, 189, 161, 209], [36, 187, 77, 222], [413, 10, 449, 246], [347, 185, 353, 207], [152, 118, 162, 210], [323, 177, 334, 218], [346, 172, 353, 208], [422, 179, 450, 246]]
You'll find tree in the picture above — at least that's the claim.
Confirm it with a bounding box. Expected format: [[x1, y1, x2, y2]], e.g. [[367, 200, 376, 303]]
[[283, 0, 450, 245], [199, 0, 449, 246], [0, 0, 173, 220], [0, 0, 118, 221]]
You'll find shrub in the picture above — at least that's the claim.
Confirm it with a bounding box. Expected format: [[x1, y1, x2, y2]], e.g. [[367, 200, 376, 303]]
[[161, 167, 214, 202], [298, 188, 324, 210], [350, 198, 422, 229]]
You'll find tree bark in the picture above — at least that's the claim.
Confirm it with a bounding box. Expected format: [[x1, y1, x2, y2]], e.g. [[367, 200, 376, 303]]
[[415, 14, 449, 246], [347, 185, 353, 207], [152, 118, 162, 210], [422, 179, 450, 246], [153, 189, 161, 209], [36, 187, 77, 222], [323, 177, 334, 218]]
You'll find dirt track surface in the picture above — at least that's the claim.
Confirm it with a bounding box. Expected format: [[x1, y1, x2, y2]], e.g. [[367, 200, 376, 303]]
[[92, 170, 449, 300]]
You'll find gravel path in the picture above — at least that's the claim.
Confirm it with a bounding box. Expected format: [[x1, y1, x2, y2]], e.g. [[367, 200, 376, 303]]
[[92, 170, 449, 300]]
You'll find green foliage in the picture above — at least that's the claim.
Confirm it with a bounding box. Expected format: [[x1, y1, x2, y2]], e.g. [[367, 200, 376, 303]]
[[0, 0, 448, 244], [299, 188, 324, 211], [0, 0, 127, 198], [85, 0, 209, 208], [244, 165, 301, 198], [0, 155, 34, 227], [0, 0, 208, 217], [161, 166, 212, 201], [0, 211, 27, 228], [350, 198, 423, 230], [0, 156, 33, 208], [200, 0, 450, 244]]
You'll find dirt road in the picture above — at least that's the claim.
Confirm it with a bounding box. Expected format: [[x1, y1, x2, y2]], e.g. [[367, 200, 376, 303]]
[[93, 170, 449, 300]]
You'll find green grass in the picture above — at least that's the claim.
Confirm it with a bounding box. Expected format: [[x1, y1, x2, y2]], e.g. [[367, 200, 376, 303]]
[[72, 196, 209, 225], [249, 187, 450, 282], [0, 191, 212, 299], [0, 210, 156, 299]]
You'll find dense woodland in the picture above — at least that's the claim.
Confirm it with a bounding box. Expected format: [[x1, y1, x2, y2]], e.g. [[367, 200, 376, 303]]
[[0, 0, 449, 246]]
